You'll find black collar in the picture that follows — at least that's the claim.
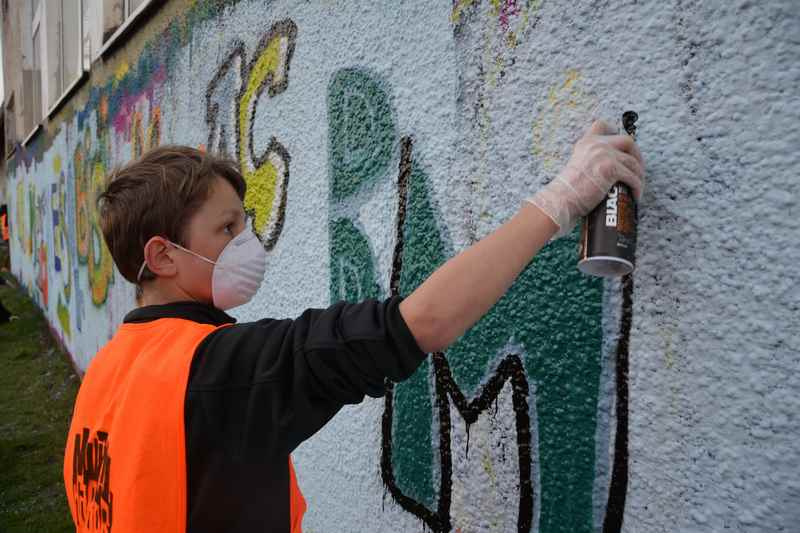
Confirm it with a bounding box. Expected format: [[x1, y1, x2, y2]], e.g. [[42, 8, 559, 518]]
[[123, 301, 237, 327]]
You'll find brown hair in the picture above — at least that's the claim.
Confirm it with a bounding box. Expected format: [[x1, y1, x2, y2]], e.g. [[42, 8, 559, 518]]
[[98, 145, 246, 285]]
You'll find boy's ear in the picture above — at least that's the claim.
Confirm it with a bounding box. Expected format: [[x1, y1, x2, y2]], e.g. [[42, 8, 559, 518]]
[[143, 237, 178, 279]]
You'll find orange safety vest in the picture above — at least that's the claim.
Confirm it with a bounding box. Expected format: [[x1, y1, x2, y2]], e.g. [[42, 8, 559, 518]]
[[63, 318, 307, 532], [1, 214, 8, 241]]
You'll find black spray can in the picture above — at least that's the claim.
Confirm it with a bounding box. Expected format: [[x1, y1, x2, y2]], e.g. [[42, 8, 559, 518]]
[[578, 111, 639, 277]]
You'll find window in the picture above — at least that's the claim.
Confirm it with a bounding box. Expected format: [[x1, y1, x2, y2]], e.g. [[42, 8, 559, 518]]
[[99, 0, 161, 57], [32, 27, 41, 127], [4, 94, 15, 158], [81, 0, 92, 71], [102, 0, 124, 43], [21, 0, 44, 143], [128, 0, 147, 16], [46, 0, 86, 116], [0, 109, 5, 161], [31, 26, 41, 127]]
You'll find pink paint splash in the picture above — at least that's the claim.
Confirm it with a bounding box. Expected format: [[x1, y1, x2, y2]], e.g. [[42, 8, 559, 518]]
[[499, 0, 522, 31], [37, 241, 48, 307], [111, 66, 167, 139]]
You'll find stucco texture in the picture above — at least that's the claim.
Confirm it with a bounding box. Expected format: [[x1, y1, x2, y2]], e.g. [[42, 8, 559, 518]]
[[4, 1, 799, 531]]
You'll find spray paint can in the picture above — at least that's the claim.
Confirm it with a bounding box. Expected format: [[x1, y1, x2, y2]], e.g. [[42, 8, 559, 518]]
[[577, 111, 639, 278]]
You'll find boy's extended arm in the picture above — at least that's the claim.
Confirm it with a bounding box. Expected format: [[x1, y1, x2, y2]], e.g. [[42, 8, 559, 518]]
[[399, 120, 645, 353], [399, 204, 556, 353]]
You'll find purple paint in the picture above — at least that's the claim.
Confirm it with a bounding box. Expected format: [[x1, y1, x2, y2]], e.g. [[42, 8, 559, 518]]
[[110, 66, 167, 138]]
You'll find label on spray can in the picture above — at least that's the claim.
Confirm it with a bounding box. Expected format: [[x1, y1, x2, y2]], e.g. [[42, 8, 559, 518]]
[[578, 182, 638, 277], [577, 111, 639, 278]]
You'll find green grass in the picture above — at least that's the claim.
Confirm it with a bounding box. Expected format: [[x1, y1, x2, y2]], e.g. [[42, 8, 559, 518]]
[[0, 244, 80, 532]]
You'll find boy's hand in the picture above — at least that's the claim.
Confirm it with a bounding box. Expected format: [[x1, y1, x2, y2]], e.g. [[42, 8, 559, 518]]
[[525, 120, 645, 239]]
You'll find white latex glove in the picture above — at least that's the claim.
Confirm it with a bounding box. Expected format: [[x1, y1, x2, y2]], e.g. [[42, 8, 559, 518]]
[[526, 120, 645, 239]]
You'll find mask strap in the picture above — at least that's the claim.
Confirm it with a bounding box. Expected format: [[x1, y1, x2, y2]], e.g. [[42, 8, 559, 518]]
[[167, 241, 218, 266], [136, 241, 216, 283], [136, 260, 148, 283]]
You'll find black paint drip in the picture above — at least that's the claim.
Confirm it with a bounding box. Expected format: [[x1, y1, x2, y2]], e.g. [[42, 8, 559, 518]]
[[602, 273, 634, 533], [465, 422, 471, 460]]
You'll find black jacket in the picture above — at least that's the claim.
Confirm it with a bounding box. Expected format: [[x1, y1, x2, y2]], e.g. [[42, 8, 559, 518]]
[[122, 296, 425, 532]]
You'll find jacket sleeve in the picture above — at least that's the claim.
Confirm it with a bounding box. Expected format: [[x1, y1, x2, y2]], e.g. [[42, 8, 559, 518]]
[[185, 296, 427, 456]]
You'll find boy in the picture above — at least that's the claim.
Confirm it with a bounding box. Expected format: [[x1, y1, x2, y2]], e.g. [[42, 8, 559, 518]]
[[64, 120, 644, 532]]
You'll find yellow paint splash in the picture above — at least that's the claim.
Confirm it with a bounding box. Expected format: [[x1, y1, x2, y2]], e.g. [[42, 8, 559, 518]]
[[57, 296, 71, 340], [238, 31, 289, 240], [482, 448, 497, 484], [146, 106, 161, 149], [114, 62, 130, 84], [659, 328, 676, 370], [99, 95, 109, 122], [531, 69, 598, 171], [131, 111, 144, 158], [87, 161, 114, 305], [73, 146, 90, 261], [451, 0, 476, 24]]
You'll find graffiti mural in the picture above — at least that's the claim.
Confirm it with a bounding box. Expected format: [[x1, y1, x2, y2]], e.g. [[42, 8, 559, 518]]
[[205, 19, 297, 249], [34, 186, 48, 308], [6, 2, 623, 530], [452, 0, 544, 46], [6, 1, 794, 532], [7, 9, 179, 359], [52, 156, 73, 338], [451, 0, 547, 245]]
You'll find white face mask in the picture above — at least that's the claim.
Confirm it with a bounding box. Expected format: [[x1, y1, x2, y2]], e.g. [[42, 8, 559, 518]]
[[137, 226, 267, 311]]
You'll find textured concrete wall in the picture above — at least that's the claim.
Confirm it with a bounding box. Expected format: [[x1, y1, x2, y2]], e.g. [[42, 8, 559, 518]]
[[5, 1, 799, 531]]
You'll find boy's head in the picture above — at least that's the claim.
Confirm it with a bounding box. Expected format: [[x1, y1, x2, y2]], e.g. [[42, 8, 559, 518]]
[[98, 145, 248, 306]]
